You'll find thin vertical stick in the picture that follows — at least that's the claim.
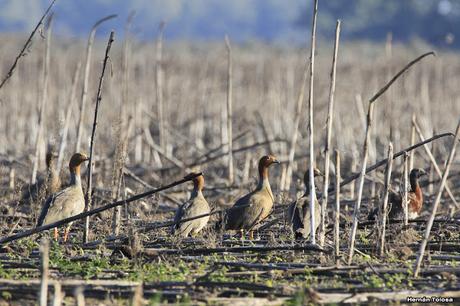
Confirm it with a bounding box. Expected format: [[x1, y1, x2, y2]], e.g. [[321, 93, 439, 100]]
[[284, 62, 308, 191], [156, 22, 166, 151], [75, 287, 85, 306], [39, 239, 49, 306], [334, 150, 341, 259], [414, 119, 460, 277], [403, 152, 409, 226], [52, 282, 62, 306], [378, 143, 393, 257], [347, 51, 434, 264], [57, 61, 82, 171], [307, 0, 319, 245], [0, 0, 57, 90], [112, 13, 135, 236], [75, 15, 116, 153], [320, 20, 341, 246], [31, 15, 53, 185], [225, 35, 234, 184], [84, 31, 115, 243], [409, 113, 416, 170], [412, 117, 459, 207]]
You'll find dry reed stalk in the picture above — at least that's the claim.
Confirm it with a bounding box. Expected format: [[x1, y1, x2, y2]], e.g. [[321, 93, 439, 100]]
[[9, 168, 15, 190], [403, 152, 409, 225], [320, 20, 341, 247], [225, 35, 234, 184], [412, 117, 459, 207], [414, 119, 460, 277], [31, 15, 53, 185], [112, 14, 135, 236], [57, 61, 82, 171], [52, 282, 62, 306], [156, 22, 166, 151], [334, 149, 341, 259], [307, 0, 319, 245], [74, 286, 85, 306], [0, 0, 57, 90], [39, 238, 49, 306], [75, 15, 117, 153], [378, 143, 393, 257], [0, 173, 202, 245], [409, 114, 416, 170], [347, 51, 435, 264], [283, 62, 308, 191], [84, 31, 115, 243]]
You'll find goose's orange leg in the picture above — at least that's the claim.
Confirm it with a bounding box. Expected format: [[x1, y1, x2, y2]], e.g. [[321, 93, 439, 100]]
[[63, 227, 70, 242], [54, 228, 59, 241]]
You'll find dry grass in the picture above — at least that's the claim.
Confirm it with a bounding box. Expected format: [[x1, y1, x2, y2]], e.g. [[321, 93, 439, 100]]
[[0, 33, 459, 304]]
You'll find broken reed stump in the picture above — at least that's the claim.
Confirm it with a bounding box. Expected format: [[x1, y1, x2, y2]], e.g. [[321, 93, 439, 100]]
[[320, 19, 341, 247], [84, 31, 115, 243], [75, 14, 117, 153], [225, 35, 234, 185], [378, 142, 393, 257], [0, 0, 57, 90], [347, 51, 435, 265], [39, 238, 49, 306], [414, 119, 460, 277], [307, 0, 319, 245]]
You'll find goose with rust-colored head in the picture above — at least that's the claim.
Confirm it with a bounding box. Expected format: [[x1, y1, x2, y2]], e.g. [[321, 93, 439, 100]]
[[225, 155, 280, 239]]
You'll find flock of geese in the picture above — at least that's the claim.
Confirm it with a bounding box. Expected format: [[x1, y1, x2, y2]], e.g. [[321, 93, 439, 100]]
[[26, 151, 426, 242]]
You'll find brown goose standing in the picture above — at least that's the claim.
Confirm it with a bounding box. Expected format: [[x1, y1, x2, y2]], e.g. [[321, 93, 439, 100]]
[[37, 153, 89, 241], [172, 173, 210, 237], [21, 150, 61, 207], [287, 168, 323, 239], [225, 155, 279, 239]]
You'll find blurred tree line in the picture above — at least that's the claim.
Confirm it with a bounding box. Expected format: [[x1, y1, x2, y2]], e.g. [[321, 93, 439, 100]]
[[297, 0, 459, 48]]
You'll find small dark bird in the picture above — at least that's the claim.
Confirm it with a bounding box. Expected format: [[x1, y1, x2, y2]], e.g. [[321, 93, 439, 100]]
[[369, 168, 426, 220], [225, 155, 280, 239], [37, 153, 89, 241], [287, 168, 323, 239], [172, 173, 210, 237]]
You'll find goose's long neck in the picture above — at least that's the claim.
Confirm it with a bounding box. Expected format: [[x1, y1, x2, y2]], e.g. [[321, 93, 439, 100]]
[[191, 178, 204, 199], [70, 165, 82, 186], [258, 166, 274, 200]]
